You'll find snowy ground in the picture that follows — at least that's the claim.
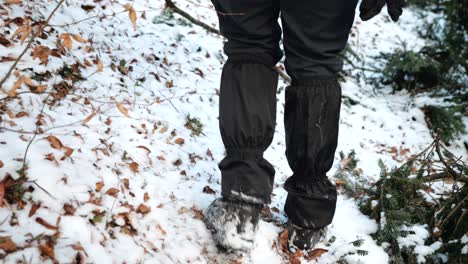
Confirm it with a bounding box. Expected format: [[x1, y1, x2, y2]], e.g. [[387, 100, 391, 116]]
[[0, 0, 466, 263]]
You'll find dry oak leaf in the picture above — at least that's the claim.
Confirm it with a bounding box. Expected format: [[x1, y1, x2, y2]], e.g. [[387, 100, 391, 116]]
[[35, 217, 58, 230], [202, 185, 216, 195], [45, 153, 56, 162], [0, 33, 12, 47], [137, 203, 150, 214], [20, 26, 32, 45], [399, 148, 410, 156], [71, 34, 87, 43], [28, 202, 40, 217], [0, 160, 4, 168], [15, 111, 28, 118], [6, 109, 15, 118], [124, 4, 137, 30], [174, 137, 185, 145], [39, 242, 55, 259], [82, 111, 96, 125], [95, 181, 104, 192], [0, 237, 17, 252], [22, 75, 35, 87], [105, 187, 120, 197], [63, 203, 76, 215], [278, 229, 289, 252], [45, 135, 63, 149], [11, 25, 32, 45], [115, 101, 130, 117], [97, 60, 103, 72], [32, 46, 51, 64], [36, 84, 47, 93], [61, 146, 74, 160], [7, 77, 23, 97], [129, 162, 139, 173], [58, 33, 73, 50], [305, 248, 329, 261]]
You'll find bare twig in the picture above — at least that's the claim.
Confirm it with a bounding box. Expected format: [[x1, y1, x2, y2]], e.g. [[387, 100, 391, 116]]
[[0, 0, 66, 91], [275, 66, 291, 84], [165, 0, 220, 34]]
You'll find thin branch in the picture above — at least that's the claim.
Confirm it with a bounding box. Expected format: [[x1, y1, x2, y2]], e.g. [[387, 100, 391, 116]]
[[165, 0, 220, 35], [275, 66, 291, 84], [0, 0, 66, 91]]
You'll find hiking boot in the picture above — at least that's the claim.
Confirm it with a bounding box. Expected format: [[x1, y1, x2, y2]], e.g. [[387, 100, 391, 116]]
[[286, 220, 325, 252], [204, 197, 262, 252]]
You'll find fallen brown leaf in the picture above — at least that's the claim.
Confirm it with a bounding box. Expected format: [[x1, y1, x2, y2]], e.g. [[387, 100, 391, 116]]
[[36, 217, 58, 230], [0, 237, 17, 252], [97, 60, 103, 72], [39, 242, 55, 259], [105, 188, 120, 197], [15, 111, 28, 118], [202, 186, 216, 195], [137, 203, 150, 214], [32, 46, 51, 65], [36, 84, 47, 93], [61, 146, 74, 160], [278, 229, 289, 252], [305, 248, 329, 261], [58, 33, 73, 50], [124, 4, 137, 30], [82, 111, 96, 125], [71, 34, 87, 43], [63, 203, 76, 215], [28, 202, 40, 217], [115, 101, 130, 117], [157, 224, 167, 235], [21, 75, 35, 87], [46, 135, 63, 149], [95, 181, 104, 192], [129, 162, 139, 173], [0, 33, 11, 47], [174, 137, 185, 145], [7, 77, 23, 97]]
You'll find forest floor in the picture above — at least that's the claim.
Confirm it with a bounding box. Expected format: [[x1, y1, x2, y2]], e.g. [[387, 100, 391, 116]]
[[0, 0, 466, 263]]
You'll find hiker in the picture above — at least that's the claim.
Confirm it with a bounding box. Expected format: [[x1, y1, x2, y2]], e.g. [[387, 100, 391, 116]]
[[205, 0, 405, 252]]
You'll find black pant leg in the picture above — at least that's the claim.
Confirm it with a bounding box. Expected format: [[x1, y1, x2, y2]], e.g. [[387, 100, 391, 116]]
[[211, 0, 281, 204], [280, 0, 358, 229], [280, 0, 358, 80]]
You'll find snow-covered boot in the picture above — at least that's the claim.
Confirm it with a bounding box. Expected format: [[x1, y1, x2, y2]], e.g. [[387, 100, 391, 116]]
[[286, 220, 325, 252], [204, 197, 262, 252]]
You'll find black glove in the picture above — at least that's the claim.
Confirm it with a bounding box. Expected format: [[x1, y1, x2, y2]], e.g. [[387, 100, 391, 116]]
[[359, 0, 405, 22]]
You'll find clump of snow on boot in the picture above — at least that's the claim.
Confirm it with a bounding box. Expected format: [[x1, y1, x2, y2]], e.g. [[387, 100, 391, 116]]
[[204, 198, 261, 252]]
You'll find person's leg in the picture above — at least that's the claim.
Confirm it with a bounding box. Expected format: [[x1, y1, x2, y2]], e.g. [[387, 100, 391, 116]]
[[279, 0, 358, 242], [212, 0, 281, 204], [205, 0, 281, 251]]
